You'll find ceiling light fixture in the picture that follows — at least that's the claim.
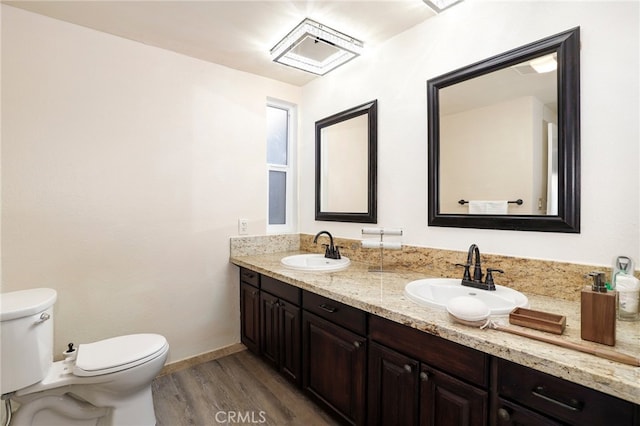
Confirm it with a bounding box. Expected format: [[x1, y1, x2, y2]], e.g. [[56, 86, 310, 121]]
[[270, 18, 364, 76], [423, 0, 464, 13]]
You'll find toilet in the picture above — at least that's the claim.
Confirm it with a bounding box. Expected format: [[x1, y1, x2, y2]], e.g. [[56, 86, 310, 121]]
[[0, 288, 169, 426]]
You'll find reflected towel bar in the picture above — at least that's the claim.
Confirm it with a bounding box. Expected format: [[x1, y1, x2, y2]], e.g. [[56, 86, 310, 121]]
[[458, 199, 523, 205]]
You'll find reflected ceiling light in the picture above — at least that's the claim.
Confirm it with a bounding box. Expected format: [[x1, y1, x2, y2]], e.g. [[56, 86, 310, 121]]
[[530, 54, 557, 73], [423, 0, 464, 13], [270, 18, 364, 76]]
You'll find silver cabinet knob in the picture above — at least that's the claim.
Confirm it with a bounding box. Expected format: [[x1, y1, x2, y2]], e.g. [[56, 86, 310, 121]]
[[419, 372, 429, 381], [403, 364, 412, 373]]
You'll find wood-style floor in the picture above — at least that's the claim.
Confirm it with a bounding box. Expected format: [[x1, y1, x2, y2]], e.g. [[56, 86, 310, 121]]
[[152, 350, 338, 426]]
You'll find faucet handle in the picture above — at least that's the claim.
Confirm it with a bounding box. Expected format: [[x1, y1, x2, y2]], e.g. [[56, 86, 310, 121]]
[[455, 263, 472, 281], [485, 268, 504, 290]]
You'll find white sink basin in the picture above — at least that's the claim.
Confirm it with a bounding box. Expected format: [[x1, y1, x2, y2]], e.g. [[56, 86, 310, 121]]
[[281, 254, 351, 272], [404, 278, 528, 315]]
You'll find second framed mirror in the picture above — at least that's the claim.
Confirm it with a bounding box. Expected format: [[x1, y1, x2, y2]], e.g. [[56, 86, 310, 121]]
[[428, 28, 580, 232], [315, 100, 377, 223]]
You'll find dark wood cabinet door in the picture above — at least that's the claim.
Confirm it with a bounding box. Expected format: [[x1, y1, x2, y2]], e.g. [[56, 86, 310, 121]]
[[260, 291, 279, 368], [240, 282, 260, 354], [420, 365, 488, 426], [278, 300, 301, 386], [303, 311, 366, 425], [368, 342, 420, 426]]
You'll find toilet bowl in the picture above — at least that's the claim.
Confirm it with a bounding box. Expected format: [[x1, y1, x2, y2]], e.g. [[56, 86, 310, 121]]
[[1, 288, 169, 426]]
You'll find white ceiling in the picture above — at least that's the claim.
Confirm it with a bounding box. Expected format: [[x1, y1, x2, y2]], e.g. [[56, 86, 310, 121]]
[[5, 1, 437, 86]]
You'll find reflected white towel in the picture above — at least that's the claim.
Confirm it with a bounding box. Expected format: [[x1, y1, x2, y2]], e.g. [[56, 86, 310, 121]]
[[468, 200, 508, 214]]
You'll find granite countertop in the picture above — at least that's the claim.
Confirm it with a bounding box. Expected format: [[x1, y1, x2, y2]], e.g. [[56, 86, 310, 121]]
[[230, 251, 640, 405]]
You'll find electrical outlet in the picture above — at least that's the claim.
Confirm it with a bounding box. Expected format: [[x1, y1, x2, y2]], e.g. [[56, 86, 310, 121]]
[[238, 218, 248, 235]]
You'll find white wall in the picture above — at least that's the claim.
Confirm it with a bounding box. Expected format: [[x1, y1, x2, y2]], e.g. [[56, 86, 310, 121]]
[[1, 5, 301, 362], [2, 1, 639, 365], [300, 1, 640, 268]]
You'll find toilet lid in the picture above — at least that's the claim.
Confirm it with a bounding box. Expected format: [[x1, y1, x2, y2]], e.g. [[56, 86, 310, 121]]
[[0, 288, 57, 321], [73, 333, 168, 377]]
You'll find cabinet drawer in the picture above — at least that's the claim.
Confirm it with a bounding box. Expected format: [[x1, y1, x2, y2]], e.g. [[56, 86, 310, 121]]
[[261, 275, 300, 305], [369, 315, 488, 387], [495, 398, 563, 426], [497, 358, 636, 426], [302, 291, 367, 335], [240, 267, 259, 287]]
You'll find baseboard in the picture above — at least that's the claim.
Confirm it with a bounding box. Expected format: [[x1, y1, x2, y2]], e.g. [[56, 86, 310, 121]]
[[158, 342, 247, 376]]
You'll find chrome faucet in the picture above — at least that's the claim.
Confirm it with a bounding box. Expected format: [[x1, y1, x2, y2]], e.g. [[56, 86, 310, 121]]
[[456, 244, 502, 291], [313, 230, 341, 259]]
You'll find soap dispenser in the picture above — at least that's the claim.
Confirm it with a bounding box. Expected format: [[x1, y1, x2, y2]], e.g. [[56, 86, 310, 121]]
[[581, 271, 616, 346]]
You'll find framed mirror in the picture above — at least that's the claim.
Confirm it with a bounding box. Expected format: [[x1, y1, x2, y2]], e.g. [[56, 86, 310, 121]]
[[315, 100, 377, 223], [427, 27, 580, 232]]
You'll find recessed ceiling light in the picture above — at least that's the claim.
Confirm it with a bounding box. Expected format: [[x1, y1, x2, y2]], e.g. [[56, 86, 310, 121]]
[[270, 18, 364, 76], [423, 0, 464, 13]]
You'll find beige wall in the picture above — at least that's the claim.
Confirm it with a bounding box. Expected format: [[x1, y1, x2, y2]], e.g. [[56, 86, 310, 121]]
[[1, 5, 301, 362], [321, 114, 368, 212], [440, 96, 536, 214]]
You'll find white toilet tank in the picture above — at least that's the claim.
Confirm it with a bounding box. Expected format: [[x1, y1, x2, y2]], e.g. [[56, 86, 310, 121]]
[[0, 288, 57, 395]]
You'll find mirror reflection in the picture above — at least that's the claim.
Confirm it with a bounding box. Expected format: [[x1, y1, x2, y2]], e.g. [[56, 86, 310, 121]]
[[315, 100, 377, 223], [428, 27, 580, 232], [439, 54, 558, 215], [320, 114, 369, 213]]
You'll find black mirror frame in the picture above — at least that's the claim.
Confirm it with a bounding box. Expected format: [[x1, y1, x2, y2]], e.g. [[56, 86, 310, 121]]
[[427, 28, 580, 233], [315, 100, 378, 223]]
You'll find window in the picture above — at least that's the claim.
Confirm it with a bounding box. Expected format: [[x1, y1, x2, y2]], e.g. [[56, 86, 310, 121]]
[[267, 100, 296, 233]]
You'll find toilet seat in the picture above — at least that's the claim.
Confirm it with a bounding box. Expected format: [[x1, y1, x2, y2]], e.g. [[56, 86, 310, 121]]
[[73, 333, 168, 377]]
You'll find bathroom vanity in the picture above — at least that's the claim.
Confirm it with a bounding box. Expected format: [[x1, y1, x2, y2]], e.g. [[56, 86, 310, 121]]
[[232, 253, 639, 426]]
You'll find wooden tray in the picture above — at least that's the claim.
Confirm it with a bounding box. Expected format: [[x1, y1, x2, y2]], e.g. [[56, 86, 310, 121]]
[[509, 307, 566, 334]]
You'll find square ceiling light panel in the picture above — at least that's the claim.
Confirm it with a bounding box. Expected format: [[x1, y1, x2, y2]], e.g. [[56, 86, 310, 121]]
[[423, 0, 464, 13], [270, 19, 364, 76]]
